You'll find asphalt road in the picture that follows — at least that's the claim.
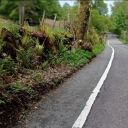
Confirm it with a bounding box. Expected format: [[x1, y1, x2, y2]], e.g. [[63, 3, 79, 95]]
[[16, 34, 127, 128], [84, 35, 128, 128]]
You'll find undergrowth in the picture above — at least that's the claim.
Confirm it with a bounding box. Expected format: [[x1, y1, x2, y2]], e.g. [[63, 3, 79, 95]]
[[120, 31, 128, 44], [0, 18, 105, 128], [51, 42, 104, 70]]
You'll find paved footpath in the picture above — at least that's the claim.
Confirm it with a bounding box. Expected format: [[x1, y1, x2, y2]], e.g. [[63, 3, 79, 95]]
[[16, 34, 127, 128]]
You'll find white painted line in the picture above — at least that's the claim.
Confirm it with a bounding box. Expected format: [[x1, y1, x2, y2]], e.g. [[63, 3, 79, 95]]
[[72, 41, 115, 128]]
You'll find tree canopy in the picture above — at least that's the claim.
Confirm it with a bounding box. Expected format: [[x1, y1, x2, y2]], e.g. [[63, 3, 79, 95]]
[[92, 0, 108, 16], [111, 0, 128, 35], [0, 0, 62, 21]]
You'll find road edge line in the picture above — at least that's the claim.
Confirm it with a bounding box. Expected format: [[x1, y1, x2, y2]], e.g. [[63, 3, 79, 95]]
[[72, 41, 115, 128]]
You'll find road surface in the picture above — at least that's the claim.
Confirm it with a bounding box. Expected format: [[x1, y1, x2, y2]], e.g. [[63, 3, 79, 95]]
[[84, 35, 128, 128], [16, 34, 128, 128]]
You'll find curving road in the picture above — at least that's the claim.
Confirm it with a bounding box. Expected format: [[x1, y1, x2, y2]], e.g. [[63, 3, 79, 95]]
[[16, 34, 128, 128], [84, 35, 128, 128]]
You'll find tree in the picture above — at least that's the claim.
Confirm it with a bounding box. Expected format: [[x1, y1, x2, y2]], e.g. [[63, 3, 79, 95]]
[[111, 0, 128, 35], [0, 0, 62, 21], [77, 0, 91, 40], [89, 8, 112, 34], [92, 0, 108, 16], [61, 3, 71, 20]]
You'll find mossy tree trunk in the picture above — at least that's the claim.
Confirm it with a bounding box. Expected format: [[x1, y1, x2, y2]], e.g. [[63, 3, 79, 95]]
[[77, 0, 91, 41]]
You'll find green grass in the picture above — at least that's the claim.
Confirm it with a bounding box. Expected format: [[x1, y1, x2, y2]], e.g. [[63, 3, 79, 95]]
[[51, 42, 105, 70], [93, 42, 105, 55]]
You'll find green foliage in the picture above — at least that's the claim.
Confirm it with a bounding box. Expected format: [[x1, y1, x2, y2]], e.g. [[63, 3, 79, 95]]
[[41, 0, 62, 19], [0, 64, 6, 77], [35, 39, 44, 56], [61, 2, 78, 20], [0, 0, 62, 21], [0, 99, 5, 105], [92, 0, 108, 16], [93, 42, 105, 55], [0, 18, 19, 35], [17, 48, 33, 68], [0, 1, 107, 123], [0, 0, 19, 20], [89, 9, 111, 33], [50, 35, 105, 69], [51, 48, 94, 69], [0, 57, 17, 75], [111, 1, 128, 35], [8, 81, 34, 95], [31, 71, 43, 82], [41, 61, 49, 69], [21, 35, 36, 49], [87, 28, 101, 45], [7, 23, 20, 38], [61, 3, 71, 19], [111, 0, 128, 45], [120, 30, 128, 44], [0, 92, 9, 105], [58, 40, 67, 53]]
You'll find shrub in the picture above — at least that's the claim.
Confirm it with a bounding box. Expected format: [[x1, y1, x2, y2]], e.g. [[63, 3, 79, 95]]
[[0, 64, 6, 78], [50, 48, 95, 69], [0, 18, 20, 39], [0, 99, 5, 105], [21, 35, 36, 49], [7, 23, 20, 38], [0, 57, 17, 75], [40, 25, 55, 43], [35, 39, 44, 56], [120, 30, 128, 44], [41, 61, 49, 69], [8, 81, 34, 95], [89, 9, 110, 34], [17, 48, 33, 68], [31, 71, 43, 82], [87, 28, 101, 45]]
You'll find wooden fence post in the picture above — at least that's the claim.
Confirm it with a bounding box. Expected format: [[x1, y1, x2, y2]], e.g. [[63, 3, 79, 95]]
[[19, 2, 24, 29], [52, 14, 57, 29], [41, 10, 45, 26]]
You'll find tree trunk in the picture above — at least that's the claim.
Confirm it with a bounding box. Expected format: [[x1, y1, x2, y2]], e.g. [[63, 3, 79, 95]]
[[77, 0, 90, 40]]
